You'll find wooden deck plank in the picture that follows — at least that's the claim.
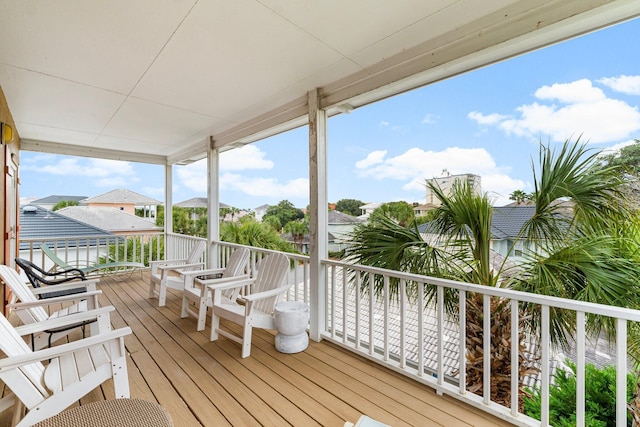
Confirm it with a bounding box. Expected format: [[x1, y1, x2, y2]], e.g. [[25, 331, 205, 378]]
[[2, 271, 515, 427]]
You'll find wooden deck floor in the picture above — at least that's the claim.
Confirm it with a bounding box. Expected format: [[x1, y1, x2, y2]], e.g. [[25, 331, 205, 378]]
[[4, 272, 514, 427]]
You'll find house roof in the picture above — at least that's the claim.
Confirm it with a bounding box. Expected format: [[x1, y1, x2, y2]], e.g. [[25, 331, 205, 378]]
[[4, 2, 632, 165], [82, 189, 162, 205], [328, 210, 362, 224], [19, 205, 111, 250], [417, 205, 537, 240], [32, 195, 88, 205], [57, 206, 162, 233]]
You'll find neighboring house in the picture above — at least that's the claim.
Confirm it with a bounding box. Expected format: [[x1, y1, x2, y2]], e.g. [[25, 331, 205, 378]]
[[82, 189, 161, 218], [413, 203, 438, 217], [254, 204, 270, 222], [18, 205, 112, 270], [357, 202, 382, 221], [30, 195, 87, 211], [425, 171, 481, 207], [57, 206, 162, 236], [418, 205, 537, 262], [328, 210, 363, 252]]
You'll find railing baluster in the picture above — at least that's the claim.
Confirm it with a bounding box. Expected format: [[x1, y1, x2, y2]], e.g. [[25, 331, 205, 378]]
[[330, 265, 336, 339], [369, 272, 375, 355], [616, 317, 627, 427], [383, 275, 389, 361], [458, 289, 466, 395], [418, 281, 424, 377], [355, 271, 361, 350], [541, 305, 550, 427], [437, 285, 443, 386], [576, 311, 585, 427], [400, 279, 406, 370], [510, 299, 518, 416], [342, 266, 347, 344], [483, 293, 491, 405]]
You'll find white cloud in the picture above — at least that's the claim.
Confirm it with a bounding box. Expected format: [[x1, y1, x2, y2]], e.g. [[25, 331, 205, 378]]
[[379, 121, 389, 126], [355, 150, 387, 169], [220, 173, 308, 199], [354, 146, 526, 206], [23, 158, 136, 178], [599, 75, 640, 95], [220, 145, 273, 171], [468, 111, 509, 125], [422, 114, 438, 124], [471, 78, 640, 144]]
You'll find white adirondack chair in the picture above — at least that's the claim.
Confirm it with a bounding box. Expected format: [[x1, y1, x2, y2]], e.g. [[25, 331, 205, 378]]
[[149, 239, 207, 307], [209, 252, 291, 358], [0, 311, 131, 427], [0, 265, 104, 350], [180, 247, 250, 331]]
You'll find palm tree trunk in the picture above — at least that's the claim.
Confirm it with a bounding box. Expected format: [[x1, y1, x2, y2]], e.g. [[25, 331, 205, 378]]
[[464, 293, 538, 408], [630, 378, 640, 427]]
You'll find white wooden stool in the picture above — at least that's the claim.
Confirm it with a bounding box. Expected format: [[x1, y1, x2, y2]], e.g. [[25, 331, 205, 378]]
[[274, 301, 309, 353]]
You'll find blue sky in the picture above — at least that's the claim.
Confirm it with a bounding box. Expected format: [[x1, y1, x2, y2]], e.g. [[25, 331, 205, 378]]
[[20, 18, 640, 210]]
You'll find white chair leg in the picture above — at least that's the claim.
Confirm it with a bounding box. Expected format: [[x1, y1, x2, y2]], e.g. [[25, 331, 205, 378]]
[[197, 300, 207, 331], [158, 284, 166, 307], [241, 323, 253, 358], [180, 296, 189, 318], [210, 314, 220, 341], [148, 281, 156, 299]]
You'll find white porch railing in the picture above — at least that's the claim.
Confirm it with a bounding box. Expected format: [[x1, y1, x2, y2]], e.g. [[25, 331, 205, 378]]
[[19, 236, 640, 426], [322, 259, 640, 427]]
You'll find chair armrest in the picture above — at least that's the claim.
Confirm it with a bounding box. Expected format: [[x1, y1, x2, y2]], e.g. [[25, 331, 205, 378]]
[[207, 277, 255, 293], [158, 262, 204, 272], [243, 283, 294, 303], [30, 278, 100, 295], [0, 327, 131, 371], [181, 267, 225, 280], [13, 306, 115, 336], [149, 259, 187, 268], [196, 274, 250, 297], [7, 290, 102, 309]]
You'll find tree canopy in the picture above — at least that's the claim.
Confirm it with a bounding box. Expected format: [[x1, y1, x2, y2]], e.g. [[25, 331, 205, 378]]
[[335, 198, 364, 216], [262, 200, 304, 231], [52, 200, 79, 211]]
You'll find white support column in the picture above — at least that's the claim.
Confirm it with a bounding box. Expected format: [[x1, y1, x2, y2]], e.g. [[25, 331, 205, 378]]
[[308, 88, 328, 342], [208, 137, 220, 269], [164, 164, 173, 259]]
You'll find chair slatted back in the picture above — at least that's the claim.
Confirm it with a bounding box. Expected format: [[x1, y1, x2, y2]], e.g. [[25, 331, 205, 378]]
[[40, 244, 72, 270], [0, 266, 49, 323], [186, 240, 207, 266], [252, 253, 289, 314], [221, 248, 250, 278], [0, 313, 49, 408]]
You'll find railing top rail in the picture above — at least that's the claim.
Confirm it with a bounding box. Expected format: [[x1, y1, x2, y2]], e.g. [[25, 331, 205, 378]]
[[215, 240, 310, 263], [323, 258, 640, 322], [167, 233, 206, 242], [21, 232, 163, 243]]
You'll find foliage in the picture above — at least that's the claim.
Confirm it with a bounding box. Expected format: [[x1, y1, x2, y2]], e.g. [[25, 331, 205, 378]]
[[52, 200, 79, 211], [509, 190, 532, 204], [155, 205, 205, 237], [370, 201, 415, 227], [523, 361, 635, 427], [98, 235, 163, 266], [263, 200, 304, 232], [335, 198, 364, 216], [344, 138, 640, 407], [220, 217, 294, 252], [600, 139, 640, 176], [284, 218, 309, 253]]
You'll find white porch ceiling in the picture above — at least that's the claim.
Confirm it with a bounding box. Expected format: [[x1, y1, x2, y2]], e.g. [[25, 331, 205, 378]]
[[1, 1, 639, 165]]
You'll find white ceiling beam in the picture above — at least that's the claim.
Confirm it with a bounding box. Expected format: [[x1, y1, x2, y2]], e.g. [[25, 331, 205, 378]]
[[20, 139, 166, 165], [321, 0, 640, 110], [166, 138, 210, 165]]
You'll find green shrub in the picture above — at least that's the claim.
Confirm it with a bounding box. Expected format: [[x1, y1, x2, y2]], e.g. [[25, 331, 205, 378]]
[[523, 360, 636, 427]]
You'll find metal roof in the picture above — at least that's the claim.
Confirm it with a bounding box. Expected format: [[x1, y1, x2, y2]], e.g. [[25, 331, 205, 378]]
[[82, 189, 162, 205], [57, 206, 162, 233], [18, 205, 111, 250]]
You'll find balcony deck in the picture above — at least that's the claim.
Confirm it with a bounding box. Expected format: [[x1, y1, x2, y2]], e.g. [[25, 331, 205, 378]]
[[4, 271, 514, 427]]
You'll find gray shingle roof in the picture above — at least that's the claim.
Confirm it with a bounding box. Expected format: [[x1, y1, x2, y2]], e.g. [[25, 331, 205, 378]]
[[32, 195, 87, 204], [328, 210, 362, 224], [19, 205, 111, 250], [57, 206, 162, 233], [417, 205, 537, 240], [174, 198, 230, 209], [82, 189, 162, 205]]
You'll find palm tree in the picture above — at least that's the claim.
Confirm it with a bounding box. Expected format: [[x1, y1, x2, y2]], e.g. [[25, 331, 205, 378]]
[[284, 219, 309, 253], [345, 139, 640, 409]]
